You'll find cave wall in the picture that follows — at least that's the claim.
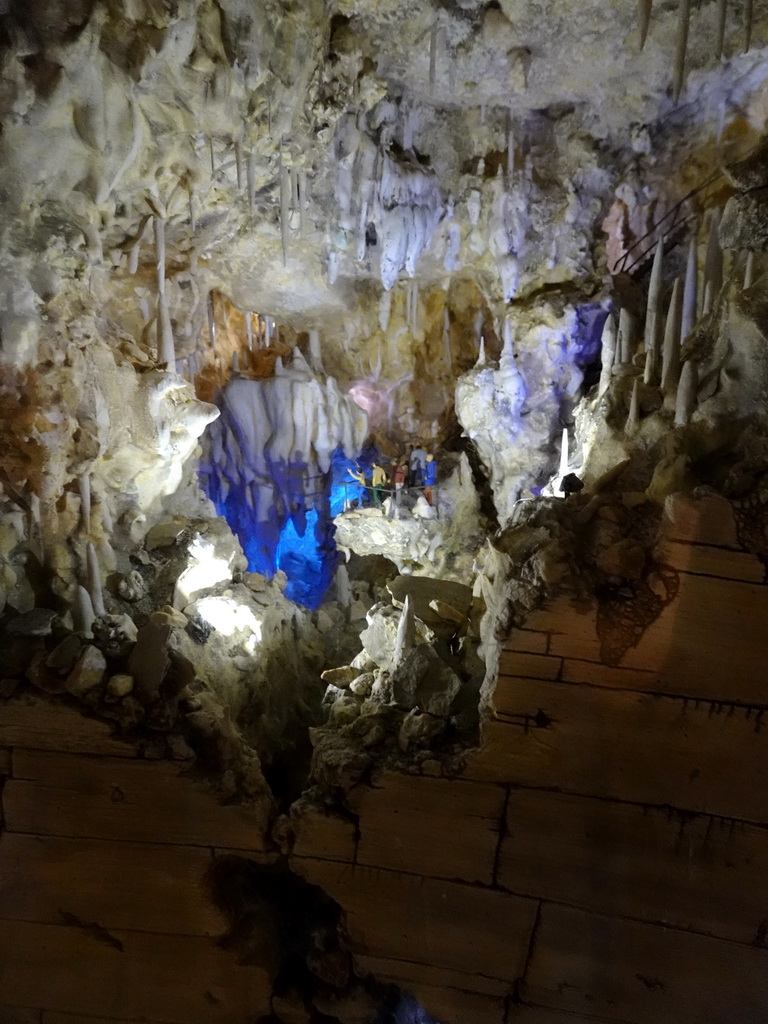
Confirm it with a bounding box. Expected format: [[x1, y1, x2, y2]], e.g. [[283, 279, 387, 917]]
[[1, 491, 766, 1024]]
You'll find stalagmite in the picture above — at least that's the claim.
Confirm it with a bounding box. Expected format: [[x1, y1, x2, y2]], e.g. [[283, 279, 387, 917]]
[[207, 293, 216, 347], [626, 379, 640, 434], [704, 210, 723, 302], [280, 159, 290, 265], [128, 236, 141, 275], [643, 237, 664, 383], [86, 542, 106, 617], [336, 564, 351, 607], [661, 277, 683, 392], [744, 252, 755, 289], [153, 216, 165, 297], [681, 234, 698, 341], [716, 0, 727, 58], [245, 311, 254, 349], [157, 294, 176, 365], [232, 352, 239, 373], [73, 585, 95, 638], [673, 0, 690, 101], [598, 312, 617, 395], [702, 279, 714, 315], [393, 595, 415, 665], [639, 0, 653, 48], [617, 308, 636, 366], [675, 360, 698, 425], [643, 347, 655, 386], [79, 474, 91, 534], [443, 307, 452, 368]]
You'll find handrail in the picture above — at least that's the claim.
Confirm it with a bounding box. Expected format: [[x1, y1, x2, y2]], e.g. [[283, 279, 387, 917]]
[[615, 171, 725, 275]]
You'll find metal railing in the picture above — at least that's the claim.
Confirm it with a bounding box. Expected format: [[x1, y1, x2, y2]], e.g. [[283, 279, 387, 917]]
[[614, 171, 726, 275], [341, 480, 440, 519]]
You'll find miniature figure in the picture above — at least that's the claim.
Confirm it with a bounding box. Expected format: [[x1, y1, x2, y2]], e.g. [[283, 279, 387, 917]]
[[371, 461, 386, 507], [424, 453, 437, 505]]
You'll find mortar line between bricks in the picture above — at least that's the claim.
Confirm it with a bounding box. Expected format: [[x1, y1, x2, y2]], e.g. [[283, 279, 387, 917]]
[[491, 784, 511, 887]]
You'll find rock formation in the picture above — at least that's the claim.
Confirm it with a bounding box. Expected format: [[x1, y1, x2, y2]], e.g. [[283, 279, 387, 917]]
[[2, 0, 768, 1021]]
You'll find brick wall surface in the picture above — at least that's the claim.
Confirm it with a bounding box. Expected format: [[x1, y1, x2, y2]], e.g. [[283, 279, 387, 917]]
[[1, 493, 766, 1024]]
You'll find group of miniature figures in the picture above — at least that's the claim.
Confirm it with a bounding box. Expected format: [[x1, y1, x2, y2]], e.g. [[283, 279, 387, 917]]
[[346, 444, 438, 510]]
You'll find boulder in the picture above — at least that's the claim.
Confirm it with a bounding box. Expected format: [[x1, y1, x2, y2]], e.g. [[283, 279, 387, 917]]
[[127, 619, 171, 703], [7, 608, 57, 636], [392, 644, 462, 717], [66, 645, 107, 696]]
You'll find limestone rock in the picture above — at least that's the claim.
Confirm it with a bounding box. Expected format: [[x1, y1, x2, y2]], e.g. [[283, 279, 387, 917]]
[[127, 620, 172, 704], [6, 608, 57, 636], [66, 645, 107, 697], [106, 673, 134, 701], [46, 634, 83, 673], [321, 666, 360, 688], [391, 645, 462, 717]]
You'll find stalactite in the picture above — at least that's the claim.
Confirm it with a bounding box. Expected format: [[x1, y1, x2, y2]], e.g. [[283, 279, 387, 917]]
[[681, 234, 698, 341], [245, 311, 254, 350], [157, 294, 176, 366], [208, 135, 215, 178], [309, 328, 324, 372], [558, 428, 569, 483], [643, 237, 664, 383], [79, 474, 91, 534], [675, 360, 698, 425], [188, 189, 196, 233], [280, 157, 290, 266], [232, 352, 239, 373], [745, 0, 753, 50], [507, 111, 515, 180], [207, 292, 216, 348], [153, 216, 165, 298], [673, 0, 691, 102], [626, 379, 640, 434], [639, 0, 653, 48], [661, 277, 683, 392], [86, 542, 106, 617], [429, 23, 438, 94], [744, 252, 755, 289], [299, 170, 307, 237], [247, 147, 256, 217], [265, 317, 272, 347], [475, 336, 487, 367], [598, 312, 617, 395], [617, 308, 636, 366], [716, 0, 727, 58], [704, 209, 723, 302], [235, 141, 243, 191]]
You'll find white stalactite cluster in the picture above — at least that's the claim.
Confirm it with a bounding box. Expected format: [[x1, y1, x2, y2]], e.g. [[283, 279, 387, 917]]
[[333, 115, 445, 291]]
